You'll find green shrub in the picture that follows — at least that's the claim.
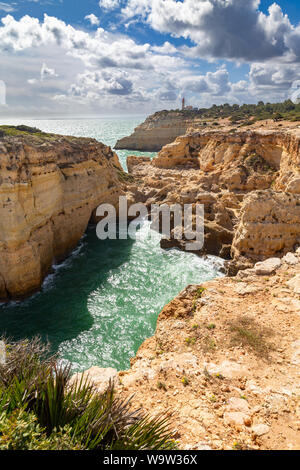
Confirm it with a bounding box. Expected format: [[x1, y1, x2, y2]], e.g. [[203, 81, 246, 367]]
[[0, 338, 176, 450], [0, 409, 78, 450]]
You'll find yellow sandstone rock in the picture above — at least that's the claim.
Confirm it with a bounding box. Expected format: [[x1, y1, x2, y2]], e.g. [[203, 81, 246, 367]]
[[0, 133, 124, 300]]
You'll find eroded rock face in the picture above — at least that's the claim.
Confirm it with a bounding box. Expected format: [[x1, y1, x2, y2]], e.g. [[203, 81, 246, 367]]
[[0, 133, 124, 300], [231, 191, 300, 265], [126, 128, 300, 271], [153, 130, 298, 185], [115, 111, 202, 151]]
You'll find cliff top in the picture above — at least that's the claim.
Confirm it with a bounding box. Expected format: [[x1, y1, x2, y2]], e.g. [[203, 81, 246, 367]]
[[0, 125, 104, 146], [0, 125, 120, 159], [149, 99, 300, 126]]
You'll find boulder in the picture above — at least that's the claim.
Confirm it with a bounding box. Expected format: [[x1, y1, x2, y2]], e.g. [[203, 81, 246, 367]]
[[283, 252, 299, 265], [223, 411, 251, 430], [226, 397, 251, 414], [70, 366, 120, 394], [286, 275, 300, 294], [286, 178, 300, 194], [254, 258, 282, 275], [252, 424, 270, 437]]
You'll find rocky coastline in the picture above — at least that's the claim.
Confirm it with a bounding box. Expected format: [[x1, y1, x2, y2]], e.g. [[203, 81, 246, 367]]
[[0, 129, 125, 300], [115, 110, 202, 151]]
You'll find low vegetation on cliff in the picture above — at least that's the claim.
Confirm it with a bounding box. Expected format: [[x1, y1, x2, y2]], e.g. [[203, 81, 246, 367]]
[[160, 99, 300, 124], [0, 338, 175, 450], [0, 125, 52, 138]]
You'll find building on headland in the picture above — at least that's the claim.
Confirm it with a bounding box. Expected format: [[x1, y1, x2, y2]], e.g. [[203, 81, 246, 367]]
[[181, 97, 198, 111]]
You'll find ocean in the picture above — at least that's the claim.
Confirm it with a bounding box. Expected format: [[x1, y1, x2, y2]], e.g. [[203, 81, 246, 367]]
[[0, 117, 222, 372]]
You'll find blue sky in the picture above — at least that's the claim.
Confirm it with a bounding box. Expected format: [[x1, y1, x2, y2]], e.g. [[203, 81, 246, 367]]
[[0, 0, 300, 116]]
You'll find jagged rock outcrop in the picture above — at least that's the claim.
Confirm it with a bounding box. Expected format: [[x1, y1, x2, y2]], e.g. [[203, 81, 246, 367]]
[[115, 111, 202, 151], [126, 128, 300, 270], [0, 131, 125, 300]]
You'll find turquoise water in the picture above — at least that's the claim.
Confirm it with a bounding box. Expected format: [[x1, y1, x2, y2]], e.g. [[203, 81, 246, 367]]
[[0, 117, 222, 372]]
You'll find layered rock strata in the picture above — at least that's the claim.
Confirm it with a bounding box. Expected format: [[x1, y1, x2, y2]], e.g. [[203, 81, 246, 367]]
[[0, 132, 125, 300], [115, 111, 202, 151]]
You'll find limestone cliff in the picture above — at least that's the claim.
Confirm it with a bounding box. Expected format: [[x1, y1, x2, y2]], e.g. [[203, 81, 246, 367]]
[[0, 129, 124, 300], [126, 128, 300, 271], [115, 111, 202, 151]]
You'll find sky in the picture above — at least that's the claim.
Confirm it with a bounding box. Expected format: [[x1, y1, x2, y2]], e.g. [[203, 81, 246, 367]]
[[0, 0, 300, 116]]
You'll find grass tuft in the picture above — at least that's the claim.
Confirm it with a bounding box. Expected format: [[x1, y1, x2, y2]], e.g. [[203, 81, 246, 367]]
[[228, 317, 273, 359]]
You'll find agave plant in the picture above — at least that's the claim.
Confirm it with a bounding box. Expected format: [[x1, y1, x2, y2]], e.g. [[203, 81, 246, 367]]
[[0, 337, 176, 450]]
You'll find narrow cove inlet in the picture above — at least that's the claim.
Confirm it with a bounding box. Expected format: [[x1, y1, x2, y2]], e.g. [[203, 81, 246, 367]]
[[0, 221, 222, 372]]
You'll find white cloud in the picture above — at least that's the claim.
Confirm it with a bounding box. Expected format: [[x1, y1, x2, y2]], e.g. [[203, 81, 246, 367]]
[[70, 70, 133, 97], [249, 61, 300, 101], [179, 67, 238, 99], [84, 14, 100, 26], [99, 0, 120, 10], [27, 78, 38, 85], [122, 0, 151, 18], [0, 2, 15, 12], [28, 62, 58, 84], [151, 42, 177, 55]]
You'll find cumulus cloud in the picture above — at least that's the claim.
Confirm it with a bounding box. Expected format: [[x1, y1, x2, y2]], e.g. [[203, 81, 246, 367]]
[[0, 14, 153, 70], [249, 61, 300, 101], [0, 14, 158, 111], [85, 14, 100, 26], [122, 0, 298, 62], [70, 70, 133, 97], [99, 0, 120, 10], [28, 62, 58, 84], [179, 67, 242, 99], [151, 41, 177, 55], [122, 0, 151, 18]]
